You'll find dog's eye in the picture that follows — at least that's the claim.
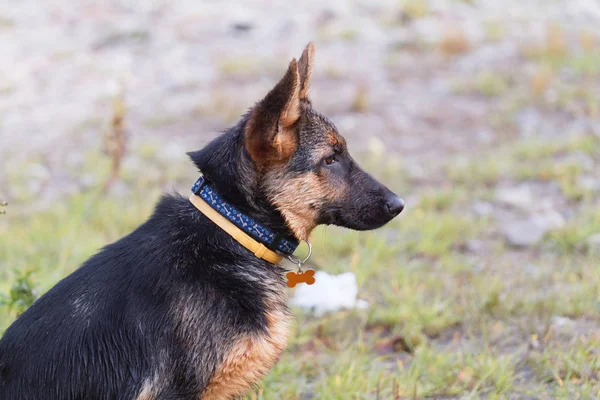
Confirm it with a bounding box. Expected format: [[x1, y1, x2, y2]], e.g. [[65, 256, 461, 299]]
[[324, 154, 338, 165]]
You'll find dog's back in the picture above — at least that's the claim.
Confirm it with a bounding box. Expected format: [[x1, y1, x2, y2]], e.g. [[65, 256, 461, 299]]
[[0, 256, 153, 399]]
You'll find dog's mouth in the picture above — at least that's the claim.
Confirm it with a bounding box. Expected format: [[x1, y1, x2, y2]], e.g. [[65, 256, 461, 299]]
[[320, 197, 404, 231]]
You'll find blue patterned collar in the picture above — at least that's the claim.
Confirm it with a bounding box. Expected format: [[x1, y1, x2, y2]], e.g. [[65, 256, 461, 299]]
[[191, 176, 299, 256]]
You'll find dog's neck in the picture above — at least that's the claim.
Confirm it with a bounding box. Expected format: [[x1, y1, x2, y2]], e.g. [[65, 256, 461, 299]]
[[187, 124, 297, 241]]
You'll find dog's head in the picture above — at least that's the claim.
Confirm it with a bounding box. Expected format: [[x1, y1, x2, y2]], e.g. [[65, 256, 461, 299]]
[[192, 43, 404, 240], [244, 43, 404, 239]]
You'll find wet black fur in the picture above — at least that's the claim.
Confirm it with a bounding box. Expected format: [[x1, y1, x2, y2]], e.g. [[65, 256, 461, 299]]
[[0, 121, 292, 399], [0, 56, 402, 400]]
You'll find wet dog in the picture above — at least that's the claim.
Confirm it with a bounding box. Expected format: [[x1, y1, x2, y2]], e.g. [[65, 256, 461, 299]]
[[0, 42, 404, 399]]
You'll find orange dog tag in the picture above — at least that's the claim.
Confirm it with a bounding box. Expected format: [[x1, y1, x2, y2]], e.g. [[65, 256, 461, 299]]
[[286, 269, 316, 288]]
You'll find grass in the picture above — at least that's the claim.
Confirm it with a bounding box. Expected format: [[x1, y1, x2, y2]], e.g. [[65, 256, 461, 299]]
[[475, 73, 509, 97], [400, 0, 430, 19], [0, 188, 159, 323], [546, 207, 600, 255], [522, 23, 600, 87], [1, 129, 598, 399], [445, 133, 600, 203], [2, 17, 600, 397], [484, 20, 505, 42]]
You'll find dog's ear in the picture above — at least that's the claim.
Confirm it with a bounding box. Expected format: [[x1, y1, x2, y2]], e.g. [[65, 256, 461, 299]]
[[298, 42, 315, 101], [245, 58, 301, 168]]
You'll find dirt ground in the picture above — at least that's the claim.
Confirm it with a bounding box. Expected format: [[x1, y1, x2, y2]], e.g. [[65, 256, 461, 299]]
[[1, 0, 600, 398], [2, 0, 598, 193]]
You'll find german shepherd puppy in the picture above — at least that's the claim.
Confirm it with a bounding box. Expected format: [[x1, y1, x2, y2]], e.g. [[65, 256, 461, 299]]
[[0, 43, 404, 399]]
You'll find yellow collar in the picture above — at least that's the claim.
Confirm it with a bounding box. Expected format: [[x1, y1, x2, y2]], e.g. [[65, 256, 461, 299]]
[[189, 194, 283, 264]]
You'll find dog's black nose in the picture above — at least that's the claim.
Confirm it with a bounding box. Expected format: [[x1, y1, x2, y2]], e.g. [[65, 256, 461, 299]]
[[385, 195, 405, 217]]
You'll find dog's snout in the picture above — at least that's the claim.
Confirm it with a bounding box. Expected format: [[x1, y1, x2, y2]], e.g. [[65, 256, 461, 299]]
[[385, 195, 404, 217]]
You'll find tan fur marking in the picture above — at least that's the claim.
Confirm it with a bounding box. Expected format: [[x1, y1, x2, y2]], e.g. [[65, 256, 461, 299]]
[[327, 131, 346, 149], [273, 123, 299, 162], [201, 309, 291, 400], [136, 383, 155, 400], [245, 59, 301, 167], [265, 171, 346, 240], [273, 60, 300, 162]]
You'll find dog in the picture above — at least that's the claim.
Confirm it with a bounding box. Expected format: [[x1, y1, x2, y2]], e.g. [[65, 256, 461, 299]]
[[0, 42, 404, 400]]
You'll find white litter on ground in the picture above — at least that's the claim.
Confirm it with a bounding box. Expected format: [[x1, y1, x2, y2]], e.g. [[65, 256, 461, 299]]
[[290, 271, 368, 316]]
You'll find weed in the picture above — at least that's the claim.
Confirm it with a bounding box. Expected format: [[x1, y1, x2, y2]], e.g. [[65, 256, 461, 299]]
[[0, 269, 37, 319], [351, 84, 369, 113], [475, 73, 508, 97], [102, 87, 127, 192]]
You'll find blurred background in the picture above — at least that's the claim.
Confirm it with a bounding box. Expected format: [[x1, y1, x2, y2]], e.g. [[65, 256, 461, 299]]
[[1, 0, 600, 398]]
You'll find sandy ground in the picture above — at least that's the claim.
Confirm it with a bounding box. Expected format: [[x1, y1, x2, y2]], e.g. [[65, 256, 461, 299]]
[[2, 2, 600, 397], [2, 0, 600, 198]]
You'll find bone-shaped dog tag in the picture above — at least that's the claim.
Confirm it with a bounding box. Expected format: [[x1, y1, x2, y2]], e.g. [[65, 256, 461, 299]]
[[286, 269, 316, 288]]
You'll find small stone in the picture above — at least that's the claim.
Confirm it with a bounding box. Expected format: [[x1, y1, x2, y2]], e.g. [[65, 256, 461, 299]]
[[550, 316, 575, 327], [564, 151, 595, 171], [548, 316, 577, 339], [502, 220, 547, 248], [579, 175, 600, 192], [476, 129, 495, 143], [107, 181, 129, 198], [495, 185, 534, 210], [65, 152, 84, 169], [465, 239, 485, 253], [231, 22, 253, 32], [531, 210, 565, 231], [405, 163, 426, 180], [516, 107, 542, 138], [587, 233, 600, 255], [472, 201, 494, 216], [80, 173, 97, 189], [29, 163, 51, 181], [158, 142, 185, 161]]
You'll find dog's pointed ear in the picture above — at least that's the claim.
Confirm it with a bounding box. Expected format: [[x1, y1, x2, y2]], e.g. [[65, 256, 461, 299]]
[[245, 58, 301, 168], [298, 42, 315, 100]]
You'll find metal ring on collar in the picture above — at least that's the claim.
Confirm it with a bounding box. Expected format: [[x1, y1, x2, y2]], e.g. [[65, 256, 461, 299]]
[[286, 239, 312, 265]]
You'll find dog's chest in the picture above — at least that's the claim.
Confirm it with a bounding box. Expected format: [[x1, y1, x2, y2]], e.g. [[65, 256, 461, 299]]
[[201, 305, 291, 400]]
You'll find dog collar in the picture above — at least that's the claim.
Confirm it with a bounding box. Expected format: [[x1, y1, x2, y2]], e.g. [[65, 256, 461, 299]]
[[189, 176, 299, 264]]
